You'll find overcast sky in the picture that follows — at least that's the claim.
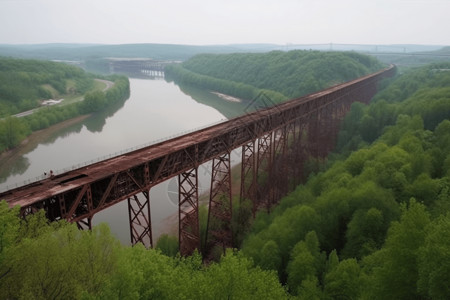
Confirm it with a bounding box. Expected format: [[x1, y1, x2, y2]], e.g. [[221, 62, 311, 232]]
[[0, 0, 448, 46]]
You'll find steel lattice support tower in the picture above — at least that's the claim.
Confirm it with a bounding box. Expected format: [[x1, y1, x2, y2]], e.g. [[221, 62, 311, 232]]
[[283, 122, 297, 195], [317, 107, 333, 158], [307, 110, 320, 164], [240, 141, 257, 215], [206, 152, 233, 252], [128, 191, 152, 248], [271, 126, 288, 203], [76, 217, 92, 230], [256, 132, 273, 212], [178, 168, 200, 256], [292, 119, 306, 185]]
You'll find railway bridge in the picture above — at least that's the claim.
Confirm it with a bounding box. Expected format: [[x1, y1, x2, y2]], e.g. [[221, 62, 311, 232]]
[[0, 66, 395, 255], [107, 58, 175, 77]]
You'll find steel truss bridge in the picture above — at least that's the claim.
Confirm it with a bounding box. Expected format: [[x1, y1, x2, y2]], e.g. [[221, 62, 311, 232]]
[[107, 58, 174, 77], [0, 66, 395, 255]]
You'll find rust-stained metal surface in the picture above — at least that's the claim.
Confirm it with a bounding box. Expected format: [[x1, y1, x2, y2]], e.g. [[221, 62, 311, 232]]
[[178, 168, 200, 255], [206, 152, 233, 252], [0, 65, 396, 255]]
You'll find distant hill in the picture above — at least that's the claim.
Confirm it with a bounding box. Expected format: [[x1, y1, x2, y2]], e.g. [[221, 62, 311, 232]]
[[368, 45, 450, 69], [0, 43, 447, 63], [0, 43, 280, 62], [166, 50, 384, 102], [433, 46, 450, 54], [0, 57, 94, 116]]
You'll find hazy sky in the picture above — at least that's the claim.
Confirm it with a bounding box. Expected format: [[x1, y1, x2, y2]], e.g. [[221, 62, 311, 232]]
[[0, 0, 448, 46]]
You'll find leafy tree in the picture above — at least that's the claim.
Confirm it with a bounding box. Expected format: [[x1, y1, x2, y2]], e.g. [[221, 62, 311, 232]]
[[343, 208, 385, 259], [259, 240, 282, 272], [362, 199, 430, 299], [417, 214, 450, 299], [286, 231, 325, 295], [156, 234, 179, 257], [0, 201, 20, 281], [81, 90, 106, 113], [0, 117, 30, 150], [297, 276, 323, 300], [324, 258, 362, 299], [204, 251, 288, 299]]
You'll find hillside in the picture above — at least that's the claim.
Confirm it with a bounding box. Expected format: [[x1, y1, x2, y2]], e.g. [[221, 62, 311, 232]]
[[0, 57, 130, 152], [0, 57, 95, 116], [166, 50, 384, 104], [241, 62, 450, 298], [372, 46, 450, 70], [0, 43, 281, 62]]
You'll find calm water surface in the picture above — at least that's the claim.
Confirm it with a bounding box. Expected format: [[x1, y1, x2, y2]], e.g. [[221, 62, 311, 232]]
[[0, 78, 238, 243]]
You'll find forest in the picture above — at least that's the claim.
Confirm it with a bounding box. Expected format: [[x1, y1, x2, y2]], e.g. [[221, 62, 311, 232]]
[[0, 57, 130, 153], [166, 50, 384, 103], [1, 58, 450, 299], [0, 43, 281, 63], [0, 57, 95, 116]]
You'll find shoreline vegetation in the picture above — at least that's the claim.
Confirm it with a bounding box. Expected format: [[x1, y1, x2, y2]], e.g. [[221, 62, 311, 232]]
[[165, 50, 384, 106], [0, 115, 90, 179], [0, 57, 130, 155], [0, 78, 130, 155]]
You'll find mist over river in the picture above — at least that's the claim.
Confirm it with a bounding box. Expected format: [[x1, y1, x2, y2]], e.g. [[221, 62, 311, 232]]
[[0, 78, 242, 243]]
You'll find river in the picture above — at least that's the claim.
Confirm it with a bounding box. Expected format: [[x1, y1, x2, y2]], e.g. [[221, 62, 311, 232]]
[[0, 78, 242, 244]]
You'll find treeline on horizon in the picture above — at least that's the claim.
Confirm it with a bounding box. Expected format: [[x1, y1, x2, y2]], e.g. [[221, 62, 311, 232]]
[[0, 57, 130, 153], [1, 60, 450, 299], [166, 50, 384, 104], [0, 43, 282, 63]]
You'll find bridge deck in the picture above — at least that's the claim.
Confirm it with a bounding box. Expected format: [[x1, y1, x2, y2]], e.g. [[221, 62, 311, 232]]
[[1, 65, 395, 209]]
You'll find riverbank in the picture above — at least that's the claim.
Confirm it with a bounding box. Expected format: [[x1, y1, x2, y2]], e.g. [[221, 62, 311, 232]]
[[211, 92, 242, 103], [0, 115, 90, 170]]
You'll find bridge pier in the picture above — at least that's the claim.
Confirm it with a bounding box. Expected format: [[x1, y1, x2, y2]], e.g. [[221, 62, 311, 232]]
[[240, 141, 257, 215], [280, 122, 296, 196], [206, 152, 233, 253], [256, 132, 273, 212], [318, 106, 333, 158], [128, 191, 152, 248], [291, 119, 305, 186], [76, 217, 92, 230], [178, 168, 200, 256]]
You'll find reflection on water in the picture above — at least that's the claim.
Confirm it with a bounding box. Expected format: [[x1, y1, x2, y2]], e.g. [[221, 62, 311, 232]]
[[177, 83, 248, 119], [0, 90, 129, 185], [0, 156, 30, 183], [83, 93, 128, 133]]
